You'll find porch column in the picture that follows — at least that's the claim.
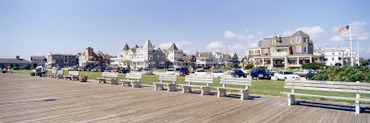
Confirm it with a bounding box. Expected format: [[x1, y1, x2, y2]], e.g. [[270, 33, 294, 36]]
[[309, 56, 312, 63], [296, 57, 299, 65], [271, 58, 273, 68], [262, 58, 265, 65], [284, 57, 287, 70]]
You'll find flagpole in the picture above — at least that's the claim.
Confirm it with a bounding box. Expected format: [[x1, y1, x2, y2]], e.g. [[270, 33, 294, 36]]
[[357, 41, 360, 66], [349, 24, 353, 66]]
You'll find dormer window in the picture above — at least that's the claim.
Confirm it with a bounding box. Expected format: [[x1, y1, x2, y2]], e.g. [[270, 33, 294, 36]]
[[272, 40, 276, 45]]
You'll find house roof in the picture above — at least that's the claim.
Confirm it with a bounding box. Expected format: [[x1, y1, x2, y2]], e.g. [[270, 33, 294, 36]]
[[168, 43, 179, 51], [123, 44, 130, 51], [276, 37, 291, 47], [292, 30, 309, 37], [260, 39, 271, 48], [0, 58, 32, 64], [196, 52, 212, 58], [232, 53, 238, 59], [143, 39, 154, 49]]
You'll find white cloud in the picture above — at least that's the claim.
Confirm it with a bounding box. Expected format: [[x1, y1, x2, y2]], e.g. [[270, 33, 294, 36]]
[[245, 29, 250, 33], [282, 26, 324, 39], [224, 30, 237, 39], [158, 40, 192, 49], [158, 42, 172, 49], [256, 31, 263, 36], [237, 34, 254, 40], [206, 41, 225, 51]]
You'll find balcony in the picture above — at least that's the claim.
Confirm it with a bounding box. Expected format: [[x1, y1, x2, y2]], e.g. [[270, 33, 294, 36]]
[[271, 52, 288, 57]]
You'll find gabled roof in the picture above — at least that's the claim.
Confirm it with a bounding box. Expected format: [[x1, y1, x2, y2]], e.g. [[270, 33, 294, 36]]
[[168, 43, 179, 51], [292, 30, 309, 37], [123, 44, 130, 51], [260, 39, 271, 48], [143, 39, 154, 49], [196, 52, 213, 58], [232, 53, 238, 59], [276, 37, 291, 47]]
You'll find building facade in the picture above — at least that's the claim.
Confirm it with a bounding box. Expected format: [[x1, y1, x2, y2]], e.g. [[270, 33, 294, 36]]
[[314, 48, 358, 66], [30, 56, 47, 67], [0, 56, 32, 69], [112, 39, 166, 68], [165, 43, 187, 68], [78, 47, 113, 67], [46, 53, 78, 69], [195, 51, 232, 68], [248, 30, 314, 70]]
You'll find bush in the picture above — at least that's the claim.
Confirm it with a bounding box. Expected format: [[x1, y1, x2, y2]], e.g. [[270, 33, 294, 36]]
[[244, 64, 254, 69], [20, 65, 31, 70], [311, 66, 370, 82], [301, 63, 326, 70]]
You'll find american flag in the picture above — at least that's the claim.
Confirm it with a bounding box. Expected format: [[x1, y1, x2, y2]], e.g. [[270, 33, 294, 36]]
[[339, 25, 350, 36]]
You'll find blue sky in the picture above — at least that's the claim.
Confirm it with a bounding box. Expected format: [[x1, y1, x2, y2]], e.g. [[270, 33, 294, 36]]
[[1, 0, 370, 59]]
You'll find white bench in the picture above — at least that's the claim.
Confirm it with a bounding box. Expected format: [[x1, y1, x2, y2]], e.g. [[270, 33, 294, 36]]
[[153, 74, 177, 92], [97, 72, 119, 85], [281, 80, 370, 114], [64, 71, 80, 81], [120, 73, 142, 88], [215, 77, 252, 100], [48, 69, 57, 78], [56, 70, 64, 79], [179, 76, 213, 95]]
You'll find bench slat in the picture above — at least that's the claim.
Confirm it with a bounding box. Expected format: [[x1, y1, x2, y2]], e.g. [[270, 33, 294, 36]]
[[281, 92, 370, 102], [286, 80, 370, 86], [286, 82, 370, 90], [284, 86, 370, 94]]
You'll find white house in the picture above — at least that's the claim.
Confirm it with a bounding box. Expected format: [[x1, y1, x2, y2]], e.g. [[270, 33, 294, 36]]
[[314, 48, 358, 66]]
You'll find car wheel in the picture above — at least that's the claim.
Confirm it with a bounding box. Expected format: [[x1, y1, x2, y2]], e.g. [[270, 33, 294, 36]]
[[284, 77, 287, 81]]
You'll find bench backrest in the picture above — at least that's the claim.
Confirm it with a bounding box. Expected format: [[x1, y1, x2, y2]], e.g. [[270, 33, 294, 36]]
[[125, 73, 142, 80], [220, 77, 252, 89], [185, 75, 213, 86], [68, 71, 80, 76], [285, 80, 370, 94], [102, 72, 119, 78], [57, 70, 64, 75], [159, 74, 177, 84]]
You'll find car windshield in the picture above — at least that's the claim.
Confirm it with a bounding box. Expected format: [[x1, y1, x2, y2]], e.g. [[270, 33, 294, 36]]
[[284, 71, 294, 74], [235, 70, 243, 73], [167, 69, 174, 71], [197, 70, 205, 72], [256, 69, 266, 73]]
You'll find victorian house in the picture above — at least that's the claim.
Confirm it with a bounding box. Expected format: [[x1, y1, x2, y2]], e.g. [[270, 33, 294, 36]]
[[111, 39, 166, 68], [78, 47, 113, 67], [248, 30, 314, 70], [165, 43, 187, 68]]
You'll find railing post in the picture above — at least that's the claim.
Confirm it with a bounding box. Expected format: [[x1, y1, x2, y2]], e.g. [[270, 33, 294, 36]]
[[356, 81, 360, 114]]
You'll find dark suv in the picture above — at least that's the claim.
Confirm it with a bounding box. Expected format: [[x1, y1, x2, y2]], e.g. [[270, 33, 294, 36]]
[[251, 68, 271, 79], [231, 69, 246, 77], [179, 67, 189, 76]]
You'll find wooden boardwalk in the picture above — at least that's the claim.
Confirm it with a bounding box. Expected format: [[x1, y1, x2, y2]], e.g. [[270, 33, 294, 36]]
[[0, 73, 369, 122]]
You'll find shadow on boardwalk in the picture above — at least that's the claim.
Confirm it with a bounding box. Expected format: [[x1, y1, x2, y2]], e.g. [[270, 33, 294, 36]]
[[296, 101, 370, 114]]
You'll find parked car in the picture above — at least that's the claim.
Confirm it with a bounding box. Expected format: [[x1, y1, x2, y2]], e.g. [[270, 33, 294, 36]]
[[203, 66, 211, 70], [305, 71, 319, 80], [295, 69, 314, 77], [144, 68, 154, 75], [251, 68, 271, 79], [212, 70, 224, 78], [179, 67, 189, 76], [275, 71, 300, 80], [83, 66, 93, 71], [166, 68, 176, 75], [133, 67, 142, 71], [120, 67, 130, 73], [195, 69, 207, 76], [230, 69, 246, 78]]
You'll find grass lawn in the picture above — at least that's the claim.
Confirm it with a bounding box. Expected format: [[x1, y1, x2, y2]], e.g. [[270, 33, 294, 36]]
[[12, 69, 370, 104]]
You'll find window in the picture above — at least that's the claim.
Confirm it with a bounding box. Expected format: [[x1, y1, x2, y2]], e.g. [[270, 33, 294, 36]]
[[272, 40, 276, 45], [303, 47, 307, 52], [295, 37, 300, 43], [303, 37, 309, 42], [339, 57, 342, 60], [296, 46, 301, 53], [332, 53, 335, 55], [332, 58, 334, 60]]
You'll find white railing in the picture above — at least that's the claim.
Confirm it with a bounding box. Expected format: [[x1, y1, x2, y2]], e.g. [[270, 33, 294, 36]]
[[271, 52, 288, 56]]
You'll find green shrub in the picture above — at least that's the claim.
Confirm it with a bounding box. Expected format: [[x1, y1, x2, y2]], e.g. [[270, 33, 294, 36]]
[[301, 63, 326, 70], [244, 64, 254, 69], [312, 66, 370, 82]]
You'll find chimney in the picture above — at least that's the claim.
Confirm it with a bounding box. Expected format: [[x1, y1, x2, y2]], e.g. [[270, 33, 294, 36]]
[[16, 56, 19, 60]]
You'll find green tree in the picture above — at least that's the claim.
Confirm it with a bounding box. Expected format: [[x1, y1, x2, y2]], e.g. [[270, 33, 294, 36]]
[[360, 58, 369, 66], [244, 64, 254, 69]]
